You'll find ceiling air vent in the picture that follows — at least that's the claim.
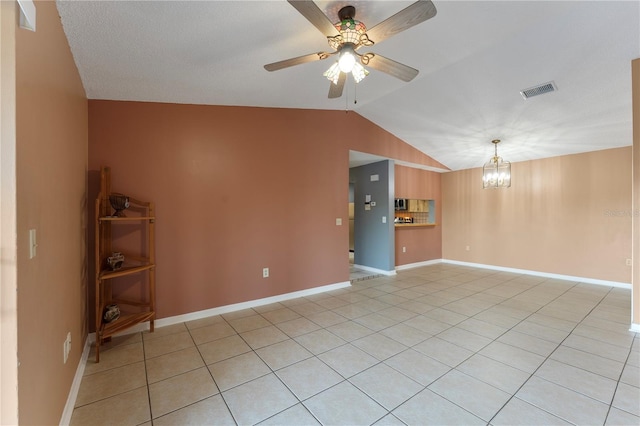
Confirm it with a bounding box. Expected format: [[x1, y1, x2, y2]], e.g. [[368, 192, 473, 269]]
[[520, 81, 557, 100]]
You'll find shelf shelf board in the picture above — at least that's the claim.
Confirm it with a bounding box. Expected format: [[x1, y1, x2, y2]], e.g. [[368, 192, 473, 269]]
[[99, 263, 155, 280], [99, 216, 155, 222], [100, 311, 155, 339], [112, 298, 151, 308]]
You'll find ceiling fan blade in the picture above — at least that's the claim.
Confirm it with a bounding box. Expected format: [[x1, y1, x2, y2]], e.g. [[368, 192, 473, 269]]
[[363, 54, 419, 82], [366, 0, 437, 44], [264, 52, 333, 72], [288, 0, 340, 37], [328, 73, 346, 99]]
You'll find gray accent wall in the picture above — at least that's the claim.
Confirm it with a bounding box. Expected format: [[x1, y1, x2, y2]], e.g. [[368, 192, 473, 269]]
[[349, 160, 395, 272]]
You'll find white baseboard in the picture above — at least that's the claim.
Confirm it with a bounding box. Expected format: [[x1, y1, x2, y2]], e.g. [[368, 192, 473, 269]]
[[442, 259, 632, 289], [153, 280, 352, 328], [81, 280, 352, 343], [353, 264, 396, 276], [395, 259, 443, 271], [59, 335, 91, 426], [630, 323, 640, 333]]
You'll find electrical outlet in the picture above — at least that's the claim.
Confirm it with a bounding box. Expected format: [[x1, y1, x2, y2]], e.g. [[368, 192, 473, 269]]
[[465, 245, 470, 251], [626, 258, 632, 266], [402, 246, 406, 253], [262, 267, 269, 278]]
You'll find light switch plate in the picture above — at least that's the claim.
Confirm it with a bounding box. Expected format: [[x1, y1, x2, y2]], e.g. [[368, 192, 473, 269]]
[[336, 218, 342, 226], [29, 229, 37, 259]]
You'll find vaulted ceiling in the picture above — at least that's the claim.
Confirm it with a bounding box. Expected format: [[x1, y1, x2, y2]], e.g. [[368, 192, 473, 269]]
[[57, 1, 639, 171]]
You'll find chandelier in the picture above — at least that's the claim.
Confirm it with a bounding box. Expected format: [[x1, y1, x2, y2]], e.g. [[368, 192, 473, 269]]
[[482, 139, 511, 188]]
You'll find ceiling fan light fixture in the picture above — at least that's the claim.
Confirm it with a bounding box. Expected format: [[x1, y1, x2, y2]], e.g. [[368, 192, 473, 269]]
[[324, 54, 369, 85], [351, 62, 369, 83], [323, 62, 341, 85], [327, 6, 369, 50], [336, 18, 366, 42], [338, 48, 356, 73]]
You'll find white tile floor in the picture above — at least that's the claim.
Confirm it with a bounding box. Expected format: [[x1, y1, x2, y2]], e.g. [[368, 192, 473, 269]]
[[72, 263, 639, 426], [349, 252, 382, 282]]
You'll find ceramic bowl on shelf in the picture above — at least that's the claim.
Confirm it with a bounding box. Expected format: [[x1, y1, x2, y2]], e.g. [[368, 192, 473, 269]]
[[109, 193, 130, 217]]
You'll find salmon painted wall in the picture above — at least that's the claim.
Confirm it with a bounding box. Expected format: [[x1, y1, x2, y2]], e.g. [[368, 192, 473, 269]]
[[16, 1, 88, 424], [394, 165, 442, 265], [88, 101, 443, 320], [632, 58, 639, 327], [442, 147, 632, 284]]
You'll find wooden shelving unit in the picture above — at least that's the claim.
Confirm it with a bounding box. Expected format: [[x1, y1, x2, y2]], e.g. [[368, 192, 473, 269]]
[[94, 166, 155, 362]]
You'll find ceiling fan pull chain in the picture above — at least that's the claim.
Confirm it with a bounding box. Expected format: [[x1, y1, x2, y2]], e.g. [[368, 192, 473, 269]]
[[345, 76, 349, 112], [354, 82, 358, 105]]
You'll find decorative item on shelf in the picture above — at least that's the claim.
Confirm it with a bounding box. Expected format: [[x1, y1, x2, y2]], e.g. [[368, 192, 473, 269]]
[[106, 252, 125, 271], [102, 303, 120, 323], [482, 139, 511, 189], [109, 193, 130, 217]]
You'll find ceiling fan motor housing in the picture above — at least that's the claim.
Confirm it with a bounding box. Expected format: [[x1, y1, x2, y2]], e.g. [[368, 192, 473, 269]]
[[338, 5, 355, 21]]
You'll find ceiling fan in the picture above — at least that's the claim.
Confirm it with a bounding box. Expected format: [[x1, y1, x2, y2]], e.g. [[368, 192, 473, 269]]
[[264, 0, 437, 99]]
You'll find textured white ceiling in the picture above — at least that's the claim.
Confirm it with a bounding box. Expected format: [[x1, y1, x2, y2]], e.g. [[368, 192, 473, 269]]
[[56, 0, 640, 171]]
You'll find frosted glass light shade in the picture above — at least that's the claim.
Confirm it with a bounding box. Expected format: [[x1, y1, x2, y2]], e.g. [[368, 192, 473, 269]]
[[324, 56, 369, 85], [351, 62, 369, 83], [323, 62, 341, 84]]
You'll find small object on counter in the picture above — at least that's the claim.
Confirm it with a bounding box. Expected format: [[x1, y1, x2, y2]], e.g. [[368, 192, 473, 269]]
[[404, 217, 413, 223]]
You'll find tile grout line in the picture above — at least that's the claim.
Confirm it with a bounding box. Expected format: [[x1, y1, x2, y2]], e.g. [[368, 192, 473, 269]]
[[598, 295, 639, 422], [485, 284, 628, 425], [402, 272, 562, 424], [140, 331, 154, 425]]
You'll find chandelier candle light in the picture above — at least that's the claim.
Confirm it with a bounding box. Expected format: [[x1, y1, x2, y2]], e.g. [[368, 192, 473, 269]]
[[482, 139, 511, 188]]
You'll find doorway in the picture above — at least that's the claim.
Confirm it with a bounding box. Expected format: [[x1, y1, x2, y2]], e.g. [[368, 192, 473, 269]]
[[348, 160, 395, 282]]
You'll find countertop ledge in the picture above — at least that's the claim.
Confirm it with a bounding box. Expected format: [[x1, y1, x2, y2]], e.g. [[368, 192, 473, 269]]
[[395, 223, 437, 228]]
